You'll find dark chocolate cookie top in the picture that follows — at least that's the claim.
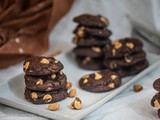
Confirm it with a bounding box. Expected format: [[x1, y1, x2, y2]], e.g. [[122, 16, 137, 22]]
[[104, 38, 143, 58], [23, 56, 63, 76], [74, 26, 112, 38], [73, 14, 109, 28], [72, 36, 111, 47], [79, 70, 122, 92]]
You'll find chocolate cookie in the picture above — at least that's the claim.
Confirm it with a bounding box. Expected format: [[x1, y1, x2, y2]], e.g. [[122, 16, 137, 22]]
[[73, 14, 109, 28], [23, 56, 63, 76], [74, 26, 112, 38], [104, 38, 143, 58], [103, 51, 146, 70], [24, 88, 68, 104], [115, 60, 148, 77], [25, 71, 67, 91], [151, 92, 160, 108], [76, 56, 105, 70], [73, 46, 104, 58], [72, 36, 111, 47], [153, 78, 160, 92], [79, 70, 122, 92]]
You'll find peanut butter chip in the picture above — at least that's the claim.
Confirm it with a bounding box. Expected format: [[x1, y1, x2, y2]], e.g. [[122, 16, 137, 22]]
[[66, 82, 72, 89], [82, 75, 89, 79], [69, 89, 76, 98], [31, 92, 38, 100], [54, 60, 59, 63], [40, 58, 50, 64], [112, 40, 122, 49], [43, 94, 52, 102], [92, 47, 101, 53], [83, 57, 91, 64], [83, 79, 88, 84], [108, 83, 115, 88], [23, 62, 30, 70], [60, 71, 63, 75], [29, 70, 33, 73], [154, 100, 160, 108], [124, 56, 132, 63], [51, 74, 56, 79], [70, 97, 82, 110], [112, 49, 116, 56], [95, 72, 102, 80], [77, 27, 85, 37], [111, 75, 117, 80], [100, 17, 108, 24], [126, 42, 134, 49], [36, 79, 43, 85], [48, 103, 60, 111]]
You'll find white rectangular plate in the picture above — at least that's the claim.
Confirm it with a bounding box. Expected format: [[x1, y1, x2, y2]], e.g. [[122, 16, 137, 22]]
[[0, 52, 160, 120]]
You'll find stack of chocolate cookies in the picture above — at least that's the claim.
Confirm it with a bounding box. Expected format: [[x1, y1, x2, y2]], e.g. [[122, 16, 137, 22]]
[[72, 14, 112, 70], [103, 38, 148, 77], [23, 56, 68, 104], [151, 78, 160, 118]]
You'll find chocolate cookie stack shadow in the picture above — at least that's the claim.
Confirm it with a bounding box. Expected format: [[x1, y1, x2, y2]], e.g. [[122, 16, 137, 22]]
[[104, 38, 149, 77], [23, 56, 68, 104], [72, 14, 112, 70]]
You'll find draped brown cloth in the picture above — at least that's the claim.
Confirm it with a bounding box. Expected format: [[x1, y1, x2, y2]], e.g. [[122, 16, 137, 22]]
[[0, 0, 73, 68]]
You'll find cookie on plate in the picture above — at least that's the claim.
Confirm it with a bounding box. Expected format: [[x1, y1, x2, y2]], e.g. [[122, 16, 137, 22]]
[[72, 36, 111, 47], [24, 88, 68, 104], [76, 56, 105, 70], [73, 14, 109, 28], [23, 56, 63, 76], [25, 71, 67, 91], [103, 51, 146, 70], [151, 92, 160, 108], [115, 60, 148, 77], [73, 46, 104, 58], [79, 70, 122, 92]]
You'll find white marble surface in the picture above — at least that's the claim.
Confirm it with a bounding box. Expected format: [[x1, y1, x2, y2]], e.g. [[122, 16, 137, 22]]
[[0, 0, 160, 120]]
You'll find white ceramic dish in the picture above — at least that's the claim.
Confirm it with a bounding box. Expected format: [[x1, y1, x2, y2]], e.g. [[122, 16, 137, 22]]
[[0, 52, 159, 120]]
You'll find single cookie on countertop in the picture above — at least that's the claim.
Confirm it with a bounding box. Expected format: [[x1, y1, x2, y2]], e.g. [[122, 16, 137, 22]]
[[115, 59, 149, 77], [104, 38, 143, 58], [73, 46, 104, 58], [72, 36, 111, 47], [76, 56, 105, 70], [23, 56, 63, 76], [73, 14, 109, 28], [74, 26, 112, 38], [25, 71, 67, 91], [103, 51, 146, 70], [79, 70, 122, 92], [24, 88, 68, 104], [153, 78, 160, 92]]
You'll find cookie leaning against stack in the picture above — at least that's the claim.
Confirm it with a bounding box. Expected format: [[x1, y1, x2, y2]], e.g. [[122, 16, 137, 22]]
[[151, 78, 160, 118], [23, 56, 68, 104], [103, 38, 149, 77], [72, 14, 112, 70]]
